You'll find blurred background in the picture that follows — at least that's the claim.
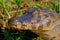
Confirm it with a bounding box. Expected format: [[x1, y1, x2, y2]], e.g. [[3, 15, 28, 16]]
[[0, 0, 59, 40]]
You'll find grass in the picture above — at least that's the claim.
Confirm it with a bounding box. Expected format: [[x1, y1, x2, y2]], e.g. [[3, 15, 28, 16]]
[[0, 0, 59, 40]]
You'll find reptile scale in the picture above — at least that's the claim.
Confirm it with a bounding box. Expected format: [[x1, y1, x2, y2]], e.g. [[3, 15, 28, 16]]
[[8, 7, 60, 40]]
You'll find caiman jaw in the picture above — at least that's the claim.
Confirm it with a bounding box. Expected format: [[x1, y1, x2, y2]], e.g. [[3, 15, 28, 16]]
[[8, 18, 42, 30]]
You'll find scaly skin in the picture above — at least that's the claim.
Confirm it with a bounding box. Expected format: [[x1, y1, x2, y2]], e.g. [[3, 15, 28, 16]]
[[8, 8, 60, 40], [43, 21, 60, 40]]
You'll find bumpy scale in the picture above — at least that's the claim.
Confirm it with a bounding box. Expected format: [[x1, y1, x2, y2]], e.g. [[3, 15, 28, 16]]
[[8, 7, 60, 40]]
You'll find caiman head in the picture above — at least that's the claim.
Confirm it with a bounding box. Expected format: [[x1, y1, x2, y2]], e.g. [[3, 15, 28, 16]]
[[8, 7, 59, 35]]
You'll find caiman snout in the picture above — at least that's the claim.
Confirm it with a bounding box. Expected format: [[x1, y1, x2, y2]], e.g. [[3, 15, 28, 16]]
[[8, 17, 21, 29]]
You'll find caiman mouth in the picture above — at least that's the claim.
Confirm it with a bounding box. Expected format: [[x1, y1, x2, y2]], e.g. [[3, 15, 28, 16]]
[[8, 16, 51, 31]]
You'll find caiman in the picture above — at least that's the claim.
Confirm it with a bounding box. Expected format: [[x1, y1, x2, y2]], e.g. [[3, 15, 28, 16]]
[[8, 7, 60, 40]]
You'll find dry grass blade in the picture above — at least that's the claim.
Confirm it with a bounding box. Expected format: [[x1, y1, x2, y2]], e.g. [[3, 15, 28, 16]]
[[4, 8, 11, 19], [0, 11, 4, 18]]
